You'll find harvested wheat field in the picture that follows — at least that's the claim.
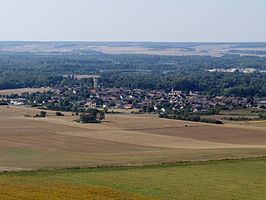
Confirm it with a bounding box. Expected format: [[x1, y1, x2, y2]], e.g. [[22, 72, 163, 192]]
[[0, 87, 50, 96], [1, 106, 266, 171]]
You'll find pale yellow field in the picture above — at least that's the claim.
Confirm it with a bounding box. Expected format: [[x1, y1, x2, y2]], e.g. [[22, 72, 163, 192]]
[[1, 106, 266, 172], [63, 75, 100, 80], [0, 87, 50, 96], [90, 46, 224, 57]]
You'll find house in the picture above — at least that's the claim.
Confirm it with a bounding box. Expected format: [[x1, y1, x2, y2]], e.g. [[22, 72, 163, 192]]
[[10, 98, 27, 105], [124, 104, 133, 109]]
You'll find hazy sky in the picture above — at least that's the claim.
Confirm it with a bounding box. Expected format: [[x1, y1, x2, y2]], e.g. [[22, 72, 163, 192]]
[[0, 0, 266, 42]]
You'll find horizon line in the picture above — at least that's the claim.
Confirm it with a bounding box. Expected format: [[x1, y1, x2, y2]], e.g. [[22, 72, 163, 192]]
[[1, 40, 266, 43]]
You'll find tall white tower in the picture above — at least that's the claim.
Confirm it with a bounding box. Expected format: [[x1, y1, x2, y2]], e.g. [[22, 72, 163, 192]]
[[93, 77, 98, 89]]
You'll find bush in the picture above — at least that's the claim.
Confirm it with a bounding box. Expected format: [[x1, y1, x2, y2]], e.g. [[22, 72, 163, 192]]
[[56, 112, 64, 116], [160, 112, 223, 124], [0, 101, 8, 106], [200, 118, 223, 124], [259, 113, 266, 120], [35, 111, 47, 118]]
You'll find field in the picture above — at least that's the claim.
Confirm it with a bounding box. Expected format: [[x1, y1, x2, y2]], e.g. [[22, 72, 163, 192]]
[[1, 158, 266, 200], [1, 106, 266, 199], [62, 75, 100, 80], [0, 87, 50, 96], [2, 42, 266, 57], [1, 106, 266, 172]]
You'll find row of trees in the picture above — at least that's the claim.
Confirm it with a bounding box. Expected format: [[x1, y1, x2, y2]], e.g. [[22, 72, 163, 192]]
[[159, 110, 223, 124], [1, 71, 265, 97], [100, 72, 266, 97], [0, 72, 63, 90]]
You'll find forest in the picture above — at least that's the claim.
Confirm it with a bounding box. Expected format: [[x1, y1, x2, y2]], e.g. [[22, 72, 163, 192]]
[[0, 52, 265, 97]]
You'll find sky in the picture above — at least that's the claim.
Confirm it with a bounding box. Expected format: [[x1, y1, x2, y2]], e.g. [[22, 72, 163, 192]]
[[0, 0, 266, 42]]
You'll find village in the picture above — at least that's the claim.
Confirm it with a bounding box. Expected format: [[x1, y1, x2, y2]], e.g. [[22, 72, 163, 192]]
[[1, 78, 266, 118]]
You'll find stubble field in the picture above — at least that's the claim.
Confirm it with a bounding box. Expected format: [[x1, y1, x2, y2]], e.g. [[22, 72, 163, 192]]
[[1, 106, 266, 199], [1, 106, 266, 171], [0, 87, 50, 96]]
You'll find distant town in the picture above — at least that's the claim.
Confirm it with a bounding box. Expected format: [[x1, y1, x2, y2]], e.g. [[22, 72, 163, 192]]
[[1, 76, 266, 124]]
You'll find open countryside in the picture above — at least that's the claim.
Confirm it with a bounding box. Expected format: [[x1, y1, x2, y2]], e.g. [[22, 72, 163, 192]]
[[0, 88, 50, 96], [1, 158, 266, 200], [1, 106, 266, 171], [1, 0, 266, 198]]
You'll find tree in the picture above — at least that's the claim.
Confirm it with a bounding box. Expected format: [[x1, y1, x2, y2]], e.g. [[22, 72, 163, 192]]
[[97, 110, 105, 120], [56, 112, 64, 116], [79, 108, 104, 123], [35, 111, 47, 118]]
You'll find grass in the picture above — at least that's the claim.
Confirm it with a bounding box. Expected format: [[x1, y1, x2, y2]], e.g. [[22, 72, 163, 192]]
[[1, 158, 266, 200]]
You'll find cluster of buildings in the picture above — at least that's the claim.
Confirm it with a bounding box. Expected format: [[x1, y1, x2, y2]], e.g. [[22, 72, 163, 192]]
[[1, 83, 266, 114], [39, 86, 266, 113], [207, 67, 266, 74]]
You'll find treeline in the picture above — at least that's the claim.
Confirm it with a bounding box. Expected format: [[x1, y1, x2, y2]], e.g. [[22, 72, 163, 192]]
[[1, 70, 265, 97], [0, 52, 266, 97], [159, 110, 223, 124], [100, 72, 266, 97], [0, 71, 63, 89], [1, 52, 266, 74]]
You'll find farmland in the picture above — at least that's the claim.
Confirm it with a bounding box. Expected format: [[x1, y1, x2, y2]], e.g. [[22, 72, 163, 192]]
[[1, 158, 266, 200], [1, 106, 266, 171], [1, 105, 266, 200], [0, 87, 50, 96]]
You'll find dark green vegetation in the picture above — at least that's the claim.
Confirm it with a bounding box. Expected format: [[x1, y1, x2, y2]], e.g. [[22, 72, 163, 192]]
[[0, 100, 8, 105], [101, 70, 266, 97], [0, 49, 266, 97], [260, 113, 266, 119], [35, 111, 47, 118], [78, 108, 105, 123], [220, 109, 266, 121], [1, 158, 266, 200], [159, 109, 223, 124]]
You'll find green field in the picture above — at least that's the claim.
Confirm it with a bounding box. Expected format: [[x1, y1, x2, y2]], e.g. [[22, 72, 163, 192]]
[[1, 158, 266, 200]]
